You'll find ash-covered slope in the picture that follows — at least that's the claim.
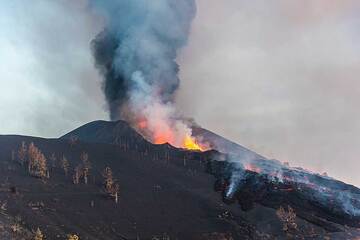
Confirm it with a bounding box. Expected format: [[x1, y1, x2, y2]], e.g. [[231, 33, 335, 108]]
[[192, 126, 265, 159], [61, 120, 148, 146], [61, 121, 360, 225], [61, 120, 264, 160], [0, 121, 359, 239], [0, 135, 252, 240]]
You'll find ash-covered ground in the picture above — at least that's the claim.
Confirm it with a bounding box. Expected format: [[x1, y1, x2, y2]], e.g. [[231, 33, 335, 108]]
[[0, 120, 359, 240]]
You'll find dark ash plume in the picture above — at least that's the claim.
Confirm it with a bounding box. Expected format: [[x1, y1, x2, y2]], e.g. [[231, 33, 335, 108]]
[[90, 0, 196, 120]]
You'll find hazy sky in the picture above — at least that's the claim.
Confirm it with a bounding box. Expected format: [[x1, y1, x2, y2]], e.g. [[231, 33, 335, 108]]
[[178, 0, 360, 187], [0, 0, 107, 137], [1, 0, 360, 186]]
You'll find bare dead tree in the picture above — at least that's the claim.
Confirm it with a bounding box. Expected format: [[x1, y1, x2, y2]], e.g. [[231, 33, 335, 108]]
[[80, 152, 91, 184], [102, 167, 119, 203], [113, 183, 120, 204], [17, 141, 27, 166], [73, 165, 82, 185], [49, 153, 57, 170], [103, 167, 114, 192], [69, 136, 78, 147], [61, 155, 70, 176], [276, 205, 298, 232], [28, 143, 48, 179], [34, 227, 44, 240]]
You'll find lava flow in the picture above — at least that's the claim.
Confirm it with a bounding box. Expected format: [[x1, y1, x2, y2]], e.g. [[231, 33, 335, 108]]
[[136, 119, 205, 151], [183, 135, 204, 151], [152, 128, 205, 151]]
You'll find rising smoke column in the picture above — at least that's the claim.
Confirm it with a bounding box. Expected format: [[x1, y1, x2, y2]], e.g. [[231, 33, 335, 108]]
[[90, 0, 200, 148]]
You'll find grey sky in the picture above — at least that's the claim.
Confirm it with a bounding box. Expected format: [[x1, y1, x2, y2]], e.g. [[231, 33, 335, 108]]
[[177, 0, 360, 186], [0, 0, 107, 137], [0, 0, 359, 186]]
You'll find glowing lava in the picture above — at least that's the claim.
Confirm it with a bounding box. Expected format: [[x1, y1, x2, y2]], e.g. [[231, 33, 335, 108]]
[[153, 130, 175, 145], [244, 163, 261, 173], [183, 135, 203, 151], [154, 131, 204, 151], [136, 119, 205, 151]]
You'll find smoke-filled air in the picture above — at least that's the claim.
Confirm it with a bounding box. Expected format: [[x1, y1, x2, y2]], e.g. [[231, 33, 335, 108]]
[[1, 1, 360, 238], [88, 0, 360, 218], [90, 0, 204, 150]]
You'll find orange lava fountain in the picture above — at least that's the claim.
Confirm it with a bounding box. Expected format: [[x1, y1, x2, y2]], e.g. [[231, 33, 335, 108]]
[[183, 135, 204, 151], [136, 119, 206, 151]]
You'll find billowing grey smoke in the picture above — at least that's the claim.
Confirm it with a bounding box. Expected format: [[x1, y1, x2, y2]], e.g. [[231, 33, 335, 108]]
[[88, 1, 360, 219], [90, 0, 196, 119], [90, 0, 201, 148]]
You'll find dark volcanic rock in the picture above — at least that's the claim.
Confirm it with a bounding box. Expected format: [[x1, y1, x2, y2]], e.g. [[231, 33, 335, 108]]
[[0, 120, 359, 239], [61, 120, 148, 146]]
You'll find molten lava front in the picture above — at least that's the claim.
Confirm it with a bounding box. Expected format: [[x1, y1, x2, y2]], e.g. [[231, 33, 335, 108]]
[[183, 135, 203, 151], [244, 163, 262, 174], [154, 131, 204, 151], [136, 119, 206, 151]]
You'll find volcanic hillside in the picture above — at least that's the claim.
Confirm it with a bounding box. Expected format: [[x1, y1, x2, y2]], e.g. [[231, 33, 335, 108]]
[[0, 120, 359, 240]]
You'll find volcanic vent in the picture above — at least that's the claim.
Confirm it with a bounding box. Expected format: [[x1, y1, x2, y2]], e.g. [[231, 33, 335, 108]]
[[86, 0, 360, 236], [90, 0, 206, 151], [61, 120, 360, 230], [0, 120, 358, 239]]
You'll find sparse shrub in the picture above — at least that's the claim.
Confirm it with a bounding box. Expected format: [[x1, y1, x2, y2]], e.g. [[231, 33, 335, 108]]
[[10, 223, 22, 233], [276, 205, 298, 232], [0, 201, 7, 211], [28, 201, 45, 210], [69, 136, 78, 147], [67, 234, 79, 240], [33, 228, 43, 240]]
